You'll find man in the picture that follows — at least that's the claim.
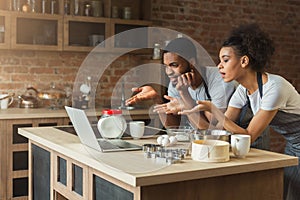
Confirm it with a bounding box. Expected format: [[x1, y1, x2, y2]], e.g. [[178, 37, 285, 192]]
[[126, 37, 235, 129]]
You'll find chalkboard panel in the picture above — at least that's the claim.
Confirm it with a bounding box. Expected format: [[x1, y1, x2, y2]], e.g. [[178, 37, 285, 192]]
[[72, 164, 83, 196], [58, 157, 67, 186], [32, 144, 50, 200], [93, 175, 133, 200], [13, 177, 28, 197]]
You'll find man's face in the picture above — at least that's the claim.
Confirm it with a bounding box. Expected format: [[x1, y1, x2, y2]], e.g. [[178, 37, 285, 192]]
[[163, 52, 191, 86]]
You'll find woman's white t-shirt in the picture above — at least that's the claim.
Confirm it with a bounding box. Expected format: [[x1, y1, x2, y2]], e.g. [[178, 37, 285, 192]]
[[229, 73, 300, 115]]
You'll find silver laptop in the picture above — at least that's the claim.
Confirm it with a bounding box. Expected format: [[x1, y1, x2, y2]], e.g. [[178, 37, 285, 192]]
[[65, 106, 142, 152]]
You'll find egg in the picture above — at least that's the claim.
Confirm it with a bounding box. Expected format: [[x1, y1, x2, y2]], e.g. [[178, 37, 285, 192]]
[[161, 137, 170, 146], [157, 136, 163, 145], [162, 134, 169, 139], [169, 136, 177, 145]]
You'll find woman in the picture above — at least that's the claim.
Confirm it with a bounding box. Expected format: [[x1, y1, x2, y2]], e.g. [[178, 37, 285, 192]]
[[180, 23, 300, 199]]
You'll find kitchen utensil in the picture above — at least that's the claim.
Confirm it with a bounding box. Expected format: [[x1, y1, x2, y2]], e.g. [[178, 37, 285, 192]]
[[0, 93, 14, 109], [192, 129, 232, 143], [18, 88, 40, 108], [28, 85, 66, 100], [27, 84, 66, 109], [191, 139, 230, 162], [166, 126, 194, 142]]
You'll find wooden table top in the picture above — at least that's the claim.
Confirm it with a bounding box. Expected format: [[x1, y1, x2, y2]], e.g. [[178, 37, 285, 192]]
[[19, 126, 298, 187]]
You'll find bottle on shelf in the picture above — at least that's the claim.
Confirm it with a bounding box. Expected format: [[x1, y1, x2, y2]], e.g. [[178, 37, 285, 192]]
[[50, 0, 57, 14], [13, 0, 21, 11], [64, 0, 70, 15], [41, 0, 47, 14], [31, 0, 36, 12]]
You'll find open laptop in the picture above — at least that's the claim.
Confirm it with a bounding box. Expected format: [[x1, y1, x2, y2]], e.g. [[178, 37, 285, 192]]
[[65, 106, 142, 152]]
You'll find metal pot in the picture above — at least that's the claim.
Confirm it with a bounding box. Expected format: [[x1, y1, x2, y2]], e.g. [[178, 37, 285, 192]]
[[191, 129, 232, 143], [18, 94, 40, 108], [27, 86, 66, 100]]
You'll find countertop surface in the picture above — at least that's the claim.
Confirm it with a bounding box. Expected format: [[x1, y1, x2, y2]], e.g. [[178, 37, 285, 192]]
[[0, 107, 153, 120], [19, 126, 298, 187]]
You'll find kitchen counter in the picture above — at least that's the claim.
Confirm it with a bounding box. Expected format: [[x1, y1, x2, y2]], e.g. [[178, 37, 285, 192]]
[[0, 107, 154, 120], [0, 107, 159, 200], [19, 126, 298, 200]]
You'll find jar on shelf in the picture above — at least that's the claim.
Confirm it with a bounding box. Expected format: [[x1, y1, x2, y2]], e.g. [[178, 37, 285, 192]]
[[111, 6, 119, 18], [84, 2, 92, 16], [97, 109, 127, 139], [13, 0, 21, 11], [152, 43, 161, 59], [22, 0, 31, 12], [64, 0, 70, 15], [0, 25, 4, 43], [122, 6, 131, 19]]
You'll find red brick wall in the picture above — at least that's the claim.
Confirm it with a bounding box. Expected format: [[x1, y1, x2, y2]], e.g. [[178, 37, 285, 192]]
[[0, 0, 299, 152], [151, 0, 300, 91], [150, 0, 299, 153]]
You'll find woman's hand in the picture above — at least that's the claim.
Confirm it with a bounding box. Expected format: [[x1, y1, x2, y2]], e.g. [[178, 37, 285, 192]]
[[153, 95, 185, 114], [125, 86, 160, 105], [178, 100, 212, 115]]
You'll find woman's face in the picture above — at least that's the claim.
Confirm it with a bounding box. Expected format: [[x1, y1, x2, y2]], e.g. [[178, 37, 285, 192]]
[[218, 47, 244, 82], [163, 52, 191, 86]]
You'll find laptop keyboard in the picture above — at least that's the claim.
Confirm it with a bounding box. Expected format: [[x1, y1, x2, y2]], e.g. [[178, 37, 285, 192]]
[[98, 139, 121, 150]]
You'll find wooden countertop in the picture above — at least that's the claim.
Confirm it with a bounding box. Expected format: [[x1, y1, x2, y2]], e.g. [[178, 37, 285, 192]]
[[18, 126, 298, 188], [0, 107, 153, 120]]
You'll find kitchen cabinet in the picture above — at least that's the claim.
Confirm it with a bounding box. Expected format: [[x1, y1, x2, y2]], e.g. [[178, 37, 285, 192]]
[[10, 12, 63, 51], [0, 0, 152, 52], [0, 117, 69, 200], [0, 10, 10, 49], [63, 15, 110, 52], [0, 108, 160, 200], [19, 126, 298, 200]]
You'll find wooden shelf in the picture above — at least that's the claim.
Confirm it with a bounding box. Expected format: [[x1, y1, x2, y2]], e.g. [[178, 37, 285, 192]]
[[0, 0, 152, 52]]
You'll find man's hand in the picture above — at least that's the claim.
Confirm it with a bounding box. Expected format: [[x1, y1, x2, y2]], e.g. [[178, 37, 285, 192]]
[[125, 86, 160, 105], [178, 100, 212, 115], [176, 68, 202, 91], [153, 95, 185, 114]]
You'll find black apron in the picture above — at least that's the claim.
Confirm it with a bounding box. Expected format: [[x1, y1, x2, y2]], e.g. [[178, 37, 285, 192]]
[[237, 72, 270, 150]]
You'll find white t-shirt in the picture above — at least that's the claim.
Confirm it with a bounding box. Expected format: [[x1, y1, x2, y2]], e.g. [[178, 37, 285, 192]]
[[229, 73, 300, 115], [168, 66, 235, 109]]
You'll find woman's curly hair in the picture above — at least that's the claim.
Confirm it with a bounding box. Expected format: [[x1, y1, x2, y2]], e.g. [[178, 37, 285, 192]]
[[222, 23, 275, 72]]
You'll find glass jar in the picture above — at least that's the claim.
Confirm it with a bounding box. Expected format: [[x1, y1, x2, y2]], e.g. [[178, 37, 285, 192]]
[[123, 6, 131, 19], [84, 2, 92, 16], [152, 43, 161, 59], [97, 109, 127, 139]]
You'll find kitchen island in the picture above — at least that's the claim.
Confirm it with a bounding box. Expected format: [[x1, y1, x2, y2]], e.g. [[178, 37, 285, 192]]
[[0, 107, 158, 200], [19, 126, 298, 200]]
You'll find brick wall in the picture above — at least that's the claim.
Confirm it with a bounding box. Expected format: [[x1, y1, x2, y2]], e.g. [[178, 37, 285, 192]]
[[150, 0, 299, 153], [0, 0, 299, 152], [151, 0, 300, 90]]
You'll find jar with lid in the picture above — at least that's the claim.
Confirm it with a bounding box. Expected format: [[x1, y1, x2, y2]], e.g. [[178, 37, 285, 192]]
[[84, 2, 92, 16], [97, 109, 127, 139], [152, 43, 161, 59], [122, 6, 131, 19]]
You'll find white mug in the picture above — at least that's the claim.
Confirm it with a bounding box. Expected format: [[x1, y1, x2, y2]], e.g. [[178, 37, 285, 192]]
[[129, 121, 145, 139], [0, 94, 14, 109], [231, 134, 251, 158]]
